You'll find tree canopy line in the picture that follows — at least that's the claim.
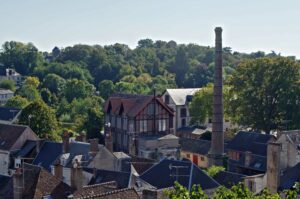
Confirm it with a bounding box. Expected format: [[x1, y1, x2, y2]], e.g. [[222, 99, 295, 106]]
[[0, 40, 299, 140]]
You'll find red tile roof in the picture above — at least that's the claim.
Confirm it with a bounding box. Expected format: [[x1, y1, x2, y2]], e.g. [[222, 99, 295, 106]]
[[104, 93, 173, 117]]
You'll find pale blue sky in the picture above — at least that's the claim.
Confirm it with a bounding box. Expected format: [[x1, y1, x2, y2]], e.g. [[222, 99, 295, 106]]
[[0, 0, 299, 57]]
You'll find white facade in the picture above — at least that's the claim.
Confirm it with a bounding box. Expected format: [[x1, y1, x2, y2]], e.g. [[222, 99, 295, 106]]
[[0, 68, 22, 85], [162, 88, 201, 131], [0, 89, 14, 105]]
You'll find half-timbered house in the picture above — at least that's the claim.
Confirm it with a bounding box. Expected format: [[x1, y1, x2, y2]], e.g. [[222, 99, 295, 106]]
[[104, 93, 174, 155]]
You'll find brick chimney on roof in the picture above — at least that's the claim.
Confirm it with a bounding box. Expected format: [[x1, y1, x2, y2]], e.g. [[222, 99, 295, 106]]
[[208, 27, 225, 166]]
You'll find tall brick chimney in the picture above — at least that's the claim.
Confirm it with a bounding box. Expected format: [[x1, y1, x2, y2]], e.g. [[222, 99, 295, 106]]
[[267, 142, 281, 193], [208, 27, 225, 166]]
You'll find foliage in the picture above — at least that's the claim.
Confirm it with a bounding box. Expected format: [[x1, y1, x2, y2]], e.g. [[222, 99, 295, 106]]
[[206, 165, 225, 177], [19, 100, 59, 139], [227, 57, 300, 133], [5, 95, 29, 109], [189, 84, 213, 125], [0, 79, 16, 91], [98, 80, 115, 99], [165, 182, 300, 199], [82, 107, 104, 144], [0, 41, 43, 75], [63, 79, 95, 102]]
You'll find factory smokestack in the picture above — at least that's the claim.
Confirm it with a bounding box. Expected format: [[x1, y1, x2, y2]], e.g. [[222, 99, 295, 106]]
[[208, 27, 224, 166]]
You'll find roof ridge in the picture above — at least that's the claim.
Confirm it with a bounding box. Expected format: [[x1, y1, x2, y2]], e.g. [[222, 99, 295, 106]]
[[79, 187, 136, 199], [81, 181, 116, 188]]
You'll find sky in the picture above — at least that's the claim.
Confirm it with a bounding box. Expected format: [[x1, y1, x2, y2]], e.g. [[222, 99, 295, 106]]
[[0, 0, 299, 58]]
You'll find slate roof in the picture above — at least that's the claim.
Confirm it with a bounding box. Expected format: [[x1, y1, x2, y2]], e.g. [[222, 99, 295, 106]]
[[0, 123, 30, 151], [33, 141, 62, 171], [0, 107, 21, 121], [84, 168, 131, 189], [164, 88, 201, 105], [280, 162, 300, 190], [180, 138, 211, 155], [213, 171, 246, 188], [140, 158, 220, 190], [227, 131, 275, 156], [228, 153, 267, 173], [14, 139, 37, 158], [104, 93, 174, 117], [0, 174, 13, 199], [0, 89, 14, 95]]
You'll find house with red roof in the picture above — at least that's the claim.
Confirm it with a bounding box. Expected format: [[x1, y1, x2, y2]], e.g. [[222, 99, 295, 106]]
[[104, 93, 175, 157]]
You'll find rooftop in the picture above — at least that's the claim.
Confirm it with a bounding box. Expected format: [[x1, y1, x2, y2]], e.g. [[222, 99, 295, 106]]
[[140, 158, 219, 190], [164, 88, 201, 105]]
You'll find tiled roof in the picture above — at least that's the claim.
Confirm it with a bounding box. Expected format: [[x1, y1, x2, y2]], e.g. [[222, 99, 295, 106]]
[[0, 123, 31, 150], [74, 187, 139, 199], [140, 158, 219, 190], [73, 181, 118, 198], [213, 171, 246, 188], [180, 138, 211, 155], [227, 131, 275, 156], [0, 107, 21, 121], [164, 88, 201, 105], [84, 168, 131, 189], [22, 163, 73, 199], [104, 93, 173, 117]]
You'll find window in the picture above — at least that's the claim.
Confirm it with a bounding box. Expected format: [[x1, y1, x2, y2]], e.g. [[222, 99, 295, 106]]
[[148, 103, 154, 115], [158, 119, 166, 131], [139, 120, 148, 132], [117, 117, 121, 129], [181, 119, 186, 127], [123, 117, 127, 130], [129, 120, 134, 132], [111, 116, 115, 127], [200, 156, 205, 161], [169, 117, 173, 128], [180, 108, 187, 117], [165, 95, 170, 104], [186, 153, 190, 158]]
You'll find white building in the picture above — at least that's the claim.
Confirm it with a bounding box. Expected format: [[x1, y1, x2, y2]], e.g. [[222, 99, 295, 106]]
[[0, 68, 22, 85], [0, 89, 14, 105], [162, 88, 201, 131]]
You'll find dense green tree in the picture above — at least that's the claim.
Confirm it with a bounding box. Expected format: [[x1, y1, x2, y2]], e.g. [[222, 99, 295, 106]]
[[5, 95, 29, 109], [19, 100, 59, 139], [98, 80, 115, 99], [0, 41, 43, 75], [189, 85, 213, 125], [42, 73, 66, 95], [166, 182, 300, 199], [0, 79, 16, 91], [171, 47, 189, 87], [63, 79, 95, 102], [82, 107, 104, 143], [227, 57, 300, 133]]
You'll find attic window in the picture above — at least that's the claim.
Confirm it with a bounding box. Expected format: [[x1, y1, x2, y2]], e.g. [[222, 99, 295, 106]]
[[254, 162, 261, 168], [165, 95, 170, 104]]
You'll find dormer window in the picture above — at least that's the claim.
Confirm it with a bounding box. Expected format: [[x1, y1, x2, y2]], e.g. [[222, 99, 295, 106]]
[[165, 95, 170, 104]]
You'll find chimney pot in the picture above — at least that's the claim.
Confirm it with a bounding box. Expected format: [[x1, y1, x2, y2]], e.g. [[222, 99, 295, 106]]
[[89, 138, 99, 153], [62, 131, 71, 153]]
